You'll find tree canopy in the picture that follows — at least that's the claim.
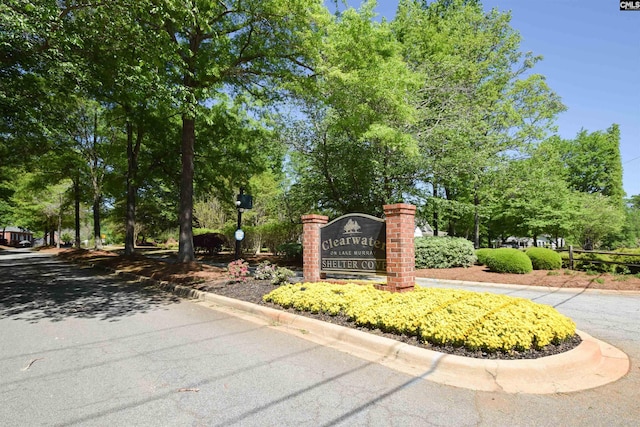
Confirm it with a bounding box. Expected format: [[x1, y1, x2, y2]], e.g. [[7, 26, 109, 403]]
[[0, 0, 633, 253]]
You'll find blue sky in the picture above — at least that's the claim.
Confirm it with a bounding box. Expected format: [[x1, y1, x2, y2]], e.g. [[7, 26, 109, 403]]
[[327, 1, 640, 197]]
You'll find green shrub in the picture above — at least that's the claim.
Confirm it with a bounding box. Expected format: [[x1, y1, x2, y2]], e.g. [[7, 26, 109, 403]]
[[559, 251, 570, 269], [609, 248, 640, 274], [253, 261, 295, 285], [276, 242, 302, 261], [271, 267, 295, 286], [525, 247, 562, 270], [558, 248, 640, 274], [258, 221, 302, 253], [475, 248, 493, 266], [484, 248, 532, 274], [254, 261, 277, 280], [414, 237, 477, 269], [574, 252, 615, 274]]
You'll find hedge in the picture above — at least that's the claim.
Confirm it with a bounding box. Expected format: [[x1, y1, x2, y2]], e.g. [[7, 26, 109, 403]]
[[484, 248, 533, 274], [475, 248, 494, 266], [414, 237, 477, 269], [526, 247, 562, 270]]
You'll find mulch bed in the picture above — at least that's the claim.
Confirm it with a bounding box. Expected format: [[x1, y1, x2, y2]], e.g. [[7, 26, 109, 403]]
[[194, 279, 582, 360]]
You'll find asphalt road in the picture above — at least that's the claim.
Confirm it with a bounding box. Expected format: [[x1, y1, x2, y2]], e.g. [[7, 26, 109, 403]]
[[1, 250, 638, 426]]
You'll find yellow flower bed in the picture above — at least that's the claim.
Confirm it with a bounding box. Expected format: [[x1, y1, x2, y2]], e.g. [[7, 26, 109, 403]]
[[264, 283, 576, 352]]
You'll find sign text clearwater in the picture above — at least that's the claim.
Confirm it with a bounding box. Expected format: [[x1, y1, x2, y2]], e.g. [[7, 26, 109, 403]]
[[320, 213, 386, 275]]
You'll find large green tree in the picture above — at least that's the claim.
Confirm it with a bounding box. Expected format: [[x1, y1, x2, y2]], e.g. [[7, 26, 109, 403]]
[[570, 192, 624, 250], [556, 124, 624, 205], [603, 195, 640, 249], [73, 0, 173, 255], [488, 140, 575, 247], [287, 1, 419, 217], [393, 0, 565, 246], [1, 1, 81, 185], [145, 0, 328, 262]]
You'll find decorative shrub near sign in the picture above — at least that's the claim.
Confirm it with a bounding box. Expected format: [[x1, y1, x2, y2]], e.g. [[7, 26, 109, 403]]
[[484, 248, 533, 274], [320, 213, 386, 275], [525, 247, 562, 270], [414, 236, 477, 269]]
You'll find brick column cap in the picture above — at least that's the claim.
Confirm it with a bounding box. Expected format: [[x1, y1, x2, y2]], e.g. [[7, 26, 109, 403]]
[[383, 203, 416, 216], [301, 214, 329, 224]]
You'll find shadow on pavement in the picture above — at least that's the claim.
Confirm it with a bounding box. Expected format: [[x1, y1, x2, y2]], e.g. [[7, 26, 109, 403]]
[[0, 252, 181, 323]]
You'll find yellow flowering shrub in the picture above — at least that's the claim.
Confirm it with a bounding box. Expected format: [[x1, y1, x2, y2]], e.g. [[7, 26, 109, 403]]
[[263, 283, 576, 353]]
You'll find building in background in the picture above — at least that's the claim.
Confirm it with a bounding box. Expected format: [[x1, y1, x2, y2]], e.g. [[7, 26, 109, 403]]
[[0, 226, 34, 247]]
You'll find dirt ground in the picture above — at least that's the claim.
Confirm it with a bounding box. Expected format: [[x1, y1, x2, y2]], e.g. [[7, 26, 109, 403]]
[[416, 265, 640, 292], [42, 247, 640, 292]]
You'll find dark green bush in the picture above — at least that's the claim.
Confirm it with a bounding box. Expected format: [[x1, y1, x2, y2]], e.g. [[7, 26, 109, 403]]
[[575, 252, 615, 273], [276, 242, 302, 261], [484, 248, 533, 274], [525, 247, 562, 270], [609, 249, 640, 274], [414, 237, 477, 269], [475, 248, 494, 266], [558, 248, 640, 274]]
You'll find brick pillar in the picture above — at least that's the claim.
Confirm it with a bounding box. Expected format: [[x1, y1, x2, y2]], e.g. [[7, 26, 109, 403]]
[[301, 214, 328, 283], [383, 204, 416, 293]]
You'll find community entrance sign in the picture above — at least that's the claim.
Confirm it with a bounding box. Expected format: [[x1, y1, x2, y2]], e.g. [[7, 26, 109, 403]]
[[320, 213, 386, 275], [302, 204, 415, 293]]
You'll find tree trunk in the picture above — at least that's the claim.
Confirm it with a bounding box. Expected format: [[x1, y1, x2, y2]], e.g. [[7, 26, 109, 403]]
[[178, 115, 195, 262], [92, 111, 102, 251], [124, 121, 142, 256], [445, 186, 455, 236], [93, 194, 102, 250], [57, 198, 61, 249], [254, 234, 262, 255], [432, 182, 438, 237], [474, 192, 480, 249], [74, 172, 81, 248]]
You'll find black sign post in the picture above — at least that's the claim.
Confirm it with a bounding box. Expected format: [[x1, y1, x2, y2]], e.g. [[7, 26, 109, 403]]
[[320, 213, 387, 275], [234, 188, 253, 260]]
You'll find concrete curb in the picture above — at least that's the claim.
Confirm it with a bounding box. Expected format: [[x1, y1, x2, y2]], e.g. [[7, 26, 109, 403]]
[[75, 261, 630, 394], [159, 282, 630, 395]]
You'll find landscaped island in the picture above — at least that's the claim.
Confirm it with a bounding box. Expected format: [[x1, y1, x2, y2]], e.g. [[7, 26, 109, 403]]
[[264, 282, 576, 354]]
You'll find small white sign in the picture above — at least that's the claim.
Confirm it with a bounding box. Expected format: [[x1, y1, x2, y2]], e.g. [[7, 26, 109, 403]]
[[234, 229, 245, 241]]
